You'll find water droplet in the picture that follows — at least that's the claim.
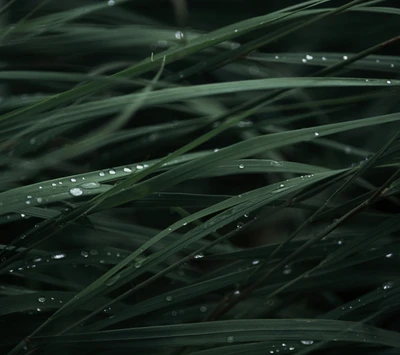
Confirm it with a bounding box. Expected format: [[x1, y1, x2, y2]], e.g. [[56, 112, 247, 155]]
[[51, 253, 66, 260], [306, 54, 313, 60], [51, 183, 57, 187], [234, 290, 240, 295], [234, 29, 238, 32], [33, 257, 42, 262], [81, 182, 100, 189], [135, 260, 142, 268], [136, 164, 144, 170], [69, 187, 83, 196], [226, 336, 235, 343], [200, 306, 207, 312], [283, 265, 292, 275], [236, 222, 244, 229], [70, 178, 77, 182], [109, 169, 116, 175], [275, 55, 279, 59], [123, 167, 132, 173], [343, 55, 348, 60], [81, 251, 89, 258], [390, 63, 394, 68], [38, 297, 46, 303], [270, 161, 282, 167], [175, 31, 184, 40], [238, 164, 244, 169], [382, 281, 393, 290], [344, 146, 351, 154], [302, 58, 307, 63], [99, 171, 105, 177], [386, 253, 393, 258], [279, 184, 284, 188], [194, 253, 204, 259], [36, 197, 43, 203], [166, 296, 173, 301], [322, 56, 327, 61], [300, 340, 314, 345], [314, 132, 319, 136], [108, 0, 115, 5], [386, 80, 391, 84], [26, 200, 31, 205], [252, 260, 260, 265]]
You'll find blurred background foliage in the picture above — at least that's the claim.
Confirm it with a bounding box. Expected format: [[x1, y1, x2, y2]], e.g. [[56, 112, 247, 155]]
[[0, 0, 399, 354]]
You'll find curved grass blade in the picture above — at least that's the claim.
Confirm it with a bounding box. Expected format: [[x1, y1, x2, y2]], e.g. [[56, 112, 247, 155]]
[[30, 319, 400, 348]]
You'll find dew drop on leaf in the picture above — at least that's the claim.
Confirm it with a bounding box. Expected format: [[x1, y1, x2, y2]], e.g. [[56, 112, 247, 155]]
[[69, 188, 83, 196], [382, 281, 393, 290], [226, 336, 235, 343], [300, 340, 314, 345], [51, 253, 66, 259], [81, 182, 100, 189]]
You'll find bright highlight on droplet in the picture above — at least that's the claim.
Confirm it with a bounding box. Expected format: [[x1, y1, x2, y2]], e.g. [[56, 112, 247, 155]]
[[69, 187, 83, 196]]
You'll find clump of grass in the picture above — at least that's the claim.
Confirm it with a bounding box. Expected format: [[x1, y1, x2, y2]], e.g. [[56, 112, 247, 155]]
[[0, 1, 399, 354]]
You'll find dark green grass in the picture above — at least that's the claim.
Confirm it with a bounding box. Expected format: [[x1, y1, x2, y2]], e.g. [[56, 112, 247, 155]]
[[0, 1, 399, 354]]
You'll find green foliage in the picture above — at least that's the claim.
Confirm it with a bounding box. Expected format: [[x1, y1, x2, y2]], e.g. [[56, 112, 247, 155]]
[[0, 0, 399, 354]]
